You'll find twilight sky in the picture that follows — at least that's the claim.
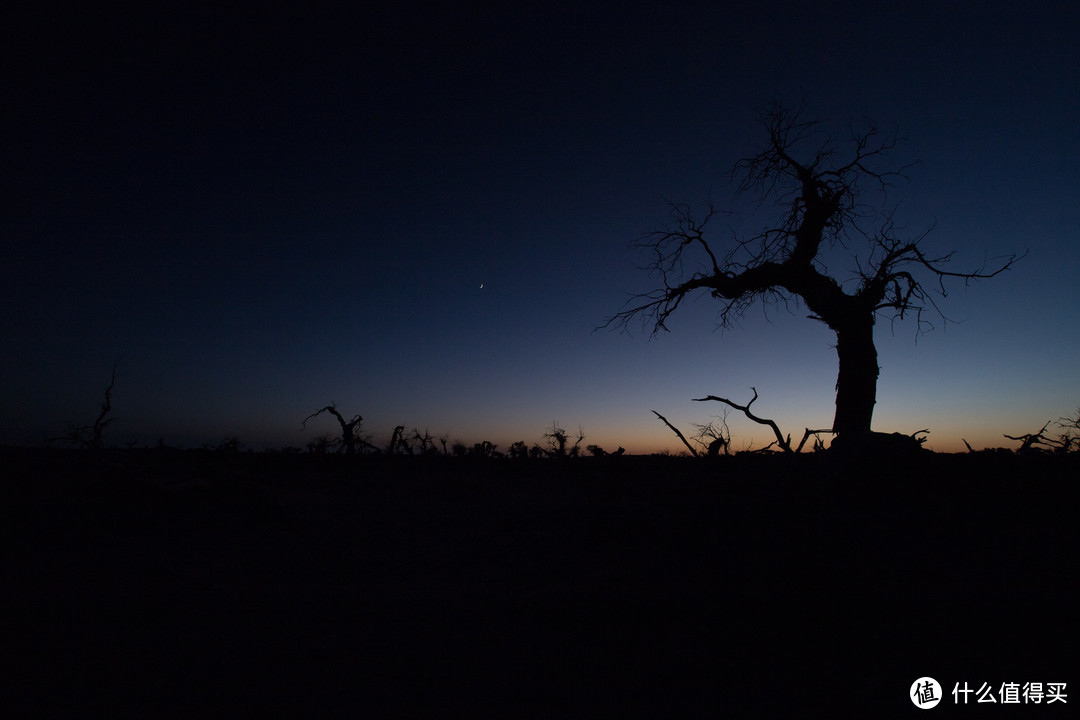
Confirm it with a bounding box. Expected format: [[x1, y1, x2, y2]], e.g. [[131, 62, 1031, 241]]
[[3, 1, 1078, 453]]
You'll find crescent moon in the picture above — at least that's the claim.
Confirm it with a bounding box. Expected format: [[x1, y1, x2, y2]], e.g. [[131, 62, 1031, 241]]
[[479, 283, 484, 289]]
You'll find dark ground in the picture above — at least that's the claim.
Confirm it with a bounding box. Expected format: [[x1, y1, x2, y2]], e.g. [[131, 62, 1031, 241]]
[[2, 448, 1077, 717]]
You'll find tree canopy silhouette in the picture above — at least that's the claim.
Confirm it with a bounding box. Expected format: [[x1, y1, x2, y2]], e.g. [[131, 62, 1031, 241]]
[[605, 104, 1020, 443]]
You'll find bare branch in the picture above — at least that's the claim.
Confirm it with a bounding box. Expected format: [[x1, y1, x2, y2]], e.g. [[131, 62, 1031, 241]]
[[794, 428, 836, 453], [651, 410, 699, 457], [693, 387, 792, 453]]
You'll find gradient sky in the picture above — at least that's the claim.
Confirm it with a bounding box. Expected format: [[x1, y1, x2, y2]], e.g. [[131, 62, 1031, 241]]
[[3, 1, 1078, 453]]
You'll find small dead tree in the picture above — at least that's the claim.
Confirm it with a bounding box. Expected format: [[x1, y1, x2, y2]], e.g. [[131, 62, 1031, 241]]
[[543, 422, 585, 458], [50, 362, 120, 449], [86, 363, 119, 449], [1002, 411, 1080, 454], [694, 412, 731, 456], [388, 425, 409, 455], [1055, 409, 1080, 453], [409, 428, 442, 455], [301, 404, 374, 455], [1004, 421, 1057, 454]]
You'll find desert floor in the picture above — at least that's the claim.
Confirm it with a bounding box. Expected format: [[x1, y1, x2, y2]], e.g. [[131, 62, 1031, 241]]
[[4, 448, 1077, 716]]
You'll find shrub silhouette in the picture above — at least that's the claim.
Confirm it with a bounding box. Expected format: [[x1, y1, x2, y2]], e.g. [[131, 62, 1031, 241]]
[[205, 435, 243, 452], [306, 433, 338, 454], [470, 440, 501, 458], [508, 441, 530, 460]]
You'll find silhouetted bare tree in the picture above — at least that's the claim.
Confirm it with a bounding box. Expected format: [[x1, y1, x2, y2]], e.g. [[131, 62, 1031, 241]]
[[388, 425, 410, 455], [301, 404, 374, 455], [605, 104, 1020, 445], [1057, 409, 1080, 453], [50, 362, 120, 449], [409, 428, 443, 455], [86, 363, 119, 449], [542, 422, 585, 458], [1003, 422, 1055, 453], [693, 411, 731, 456], [1005, 410, 1080, 454]]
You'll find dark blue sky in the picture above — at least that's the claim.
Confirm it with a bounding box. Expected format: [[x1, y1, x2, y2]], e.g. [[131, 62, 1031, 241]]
[[4, 1, 1078, 452]]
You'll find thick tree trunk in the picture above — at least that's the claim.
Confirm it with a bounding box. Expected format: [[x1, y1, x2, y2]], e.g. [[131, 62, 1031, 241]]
[[831, 315, 879, 437]]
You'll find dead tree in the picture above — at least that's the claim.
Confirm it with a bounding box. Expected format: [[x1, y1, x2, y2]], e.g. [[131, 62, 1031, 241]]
[[604, 103, 1020, 447], [50, 362, 120, 448], [1055, 409, 1080, 453], [388, 425, 409, 455], [1004, 421, 1056, 454], [693, 412, 731, 456], [543, 422, 585, 458], [410, 428, 441, 455], [1004, 411, 1080, 453], [301, 404, 373, 455], [86, 363, 119, 449]]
